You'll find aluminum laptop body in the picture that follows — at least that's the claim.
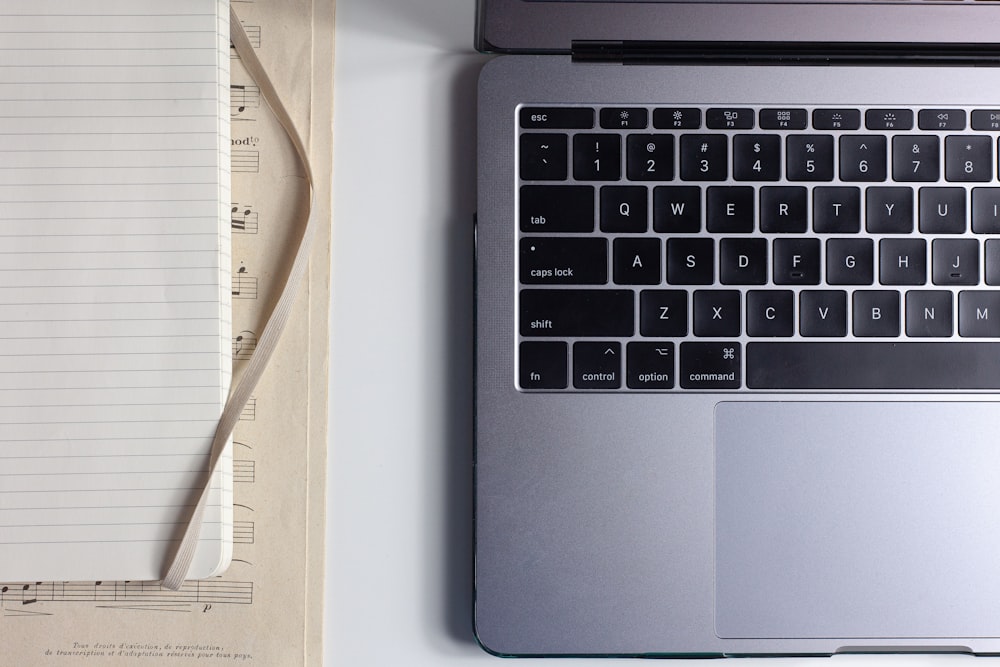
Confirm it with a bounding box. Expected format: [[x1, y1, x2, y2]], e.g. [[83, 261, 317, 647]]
[[475, 0, 1000, 657]]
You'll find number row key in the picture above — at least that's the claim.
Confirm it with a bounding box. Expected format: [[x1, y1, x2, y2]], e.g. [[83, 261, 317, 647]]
[[522, 133, 999, 183]]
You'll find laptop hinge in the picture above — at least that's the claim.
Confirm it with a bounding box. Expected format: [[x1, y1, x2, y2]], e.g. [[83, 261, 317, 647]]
[[571, 41, 1000, 66]]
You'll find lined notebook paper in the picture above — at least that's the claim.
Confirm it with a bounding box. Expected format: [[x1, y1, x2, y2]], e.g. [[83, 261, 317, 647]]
[[0, 0, 231, 581]]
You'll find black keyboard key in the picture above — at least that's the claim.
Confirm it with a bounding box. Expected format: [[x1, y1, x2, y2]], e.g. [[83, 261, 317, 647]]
[[760, 186, 807, 233], [733, 135, 780, 181], [600, 107, 647, 130], [706, 107, 754, 129], [892, 135, 939, 182], [813, 108, 860, 130], [626, 134, 674, 181], [826, 238, 874, 285], [773, 238, 820, 285], [866, 186, 913, 234], [626, 342, 675, 389], [759, 108, 807, 130], [653, 107, 701, 129], [918, 109, 966, 131], [519, 341, 568, 389], [693, 290, 741, 337], [971, 109, 1000, 131], [613, 237, 661, 285], [640, 289, 688, 337], [573, 134, 621, 181], [653, 186, 701, 233], [706, 186, 754, 233], [932, 239, 979, 286], [520, 289, 634, 337], [667, 237, 714, 284], [520, 133, 567, 181], [866, 108, 913, 130], [520, 185, 594, 232], [786, 135, 833, 181], [799, 290, 848, 337], [945, 135, 992, 183], [720, 237, 767, 285], [679, 342, 741, 389], [813, 186, 861, 233], [959, 291, 1000, 337], [987, 240, 1000, 286], [600, 185, 647, 233], [573, 342, 622, 389], [919, 187, 966, 234], [853, 290, 900, 337], [906, 291, 953, 337], [973, 188, 1000, 233], [840, 135, 887, 182], [747, 342, 1000, 389], [520, 107, 594, 129], [879, 238, 927, 286], [520, 238, 608, 285], [680, 134, 727, 181], [747, 290, 794, 337]]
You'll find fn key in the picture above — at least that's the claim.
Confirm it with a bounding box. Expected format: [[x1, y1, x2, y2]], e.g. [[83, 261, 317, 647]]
[[520, 341, 567, 389]]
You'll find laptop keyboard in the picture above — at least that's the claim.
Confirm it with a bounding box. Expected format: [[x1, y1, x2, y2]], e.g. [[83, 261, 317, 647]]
[[516, 104, 1000, 391]]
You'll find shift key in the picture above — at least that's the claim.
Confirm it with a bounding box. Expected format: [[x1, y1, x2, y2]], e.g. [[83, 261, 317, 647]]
[[520, 289, 634, 337], [520, 238, 607, 284]]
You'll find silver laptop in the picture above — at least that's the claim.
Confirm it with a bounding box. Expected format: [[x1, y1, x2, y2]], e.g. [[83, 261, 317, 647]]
[[475, 0, 1000, 658]]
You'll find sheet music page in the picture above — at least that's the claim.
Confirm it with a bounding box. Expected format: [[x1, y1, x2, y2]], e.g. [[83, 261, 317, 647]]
[[0, 0, 231, 583], [0, 0, 333, 663]]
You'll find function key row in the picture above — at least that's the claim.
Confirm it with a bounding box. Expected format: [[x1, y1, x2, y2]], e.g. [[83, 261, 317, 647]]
[[520, 107, 1000, 132]]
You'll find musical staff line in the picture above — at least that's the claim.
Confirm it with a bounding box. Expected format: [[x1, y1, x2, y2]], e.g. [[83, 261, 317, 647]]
[[239, 397, 255, 421], [231, 203, 258, 233], [231, 265, 257, 299], [232, 330, 256, 360], [229, 24, 260, 57], [230, 84, 259, 121], [233, 460, 255, 484], [233, 521, 254, 545], [0, 580, 252, 608], [232, 149, 259, 174]]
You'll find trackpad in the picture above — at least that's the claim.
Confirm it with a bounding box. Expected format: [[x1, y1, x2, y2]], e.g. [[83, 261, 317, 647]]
[[715, 402, 1000, 639]]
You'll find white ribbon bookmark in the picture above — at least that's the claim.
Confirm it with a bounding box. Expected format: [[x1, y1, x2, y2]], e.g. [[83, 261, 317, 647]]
[[162, 5, 319, 590]]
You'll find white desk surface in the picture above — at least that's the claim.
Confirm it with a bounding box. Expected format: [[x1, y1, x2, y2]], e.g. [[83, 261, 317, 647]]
[[327, 1, 963, 665]]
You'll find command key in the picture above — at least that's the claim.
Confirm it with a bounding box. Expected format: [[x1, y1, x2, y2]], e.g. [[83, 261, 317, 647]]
[[680, 342, 741, 390]]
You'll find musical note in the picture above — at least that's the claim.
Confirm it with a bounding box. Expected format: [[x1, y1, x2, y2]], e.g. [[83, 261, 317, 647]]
[[230, 84, 260, 121], [232, 264, 258, 300], [233, 330, 257, 360], [232, 150, 260, 174], [231, 202, 259, 234]]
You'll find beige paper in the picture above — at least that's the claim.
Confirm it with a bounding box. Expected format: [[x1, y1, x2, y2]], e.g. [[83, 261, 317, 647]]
[[0, 0, 333, 663]]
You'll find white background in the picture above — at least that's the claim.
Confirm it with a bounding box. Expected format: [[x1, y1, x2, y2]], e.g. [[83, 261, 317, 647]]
[[327, 1, 974, 665]]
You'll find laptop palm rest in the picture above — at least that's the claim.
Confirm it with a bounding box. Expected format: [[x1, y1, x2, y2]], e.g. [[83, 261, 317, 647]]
[[715, 401, 1000, 640]]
